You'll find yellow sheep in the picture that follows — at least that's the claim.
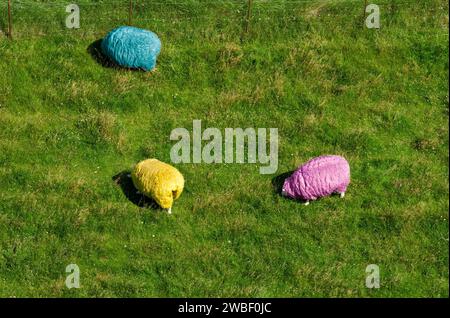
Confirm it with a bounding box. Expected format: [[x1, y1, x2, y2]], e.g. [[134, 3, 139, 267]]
[[131, 159, 184, 214]]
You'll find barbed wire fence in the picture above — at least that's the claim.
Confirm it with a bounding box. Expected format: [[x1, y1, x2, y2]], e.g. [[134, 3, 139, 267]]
[[1, 0, 448, 40]]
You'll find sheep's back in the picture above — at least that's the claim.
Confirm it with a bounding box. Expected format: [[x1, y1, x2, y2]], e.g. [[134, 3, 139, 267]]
[[101, 26, 161, 71], [292, 155, 350, 200], [131, 159, 184, 209]]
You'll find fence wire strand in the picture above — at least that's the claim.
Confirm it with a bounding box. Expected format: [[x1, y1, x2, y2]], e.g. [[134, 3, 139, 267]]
[[1, 0, 448, 38]]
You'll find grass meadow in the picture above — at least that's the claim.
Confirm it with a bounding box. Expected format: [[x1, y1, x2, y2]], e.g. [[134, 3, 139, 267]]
[[0, 0, 448, 297]]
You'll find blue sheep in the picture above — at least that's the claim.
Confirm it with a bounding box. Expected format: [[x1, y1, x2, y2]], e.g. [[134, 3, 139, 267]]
[[101, 26, 161, 71]]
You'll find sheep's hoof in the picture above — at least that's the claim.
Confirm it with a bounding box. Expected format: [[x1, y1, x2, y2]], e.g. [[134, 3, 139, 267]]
[[340, 192, 345, 198], [167, 208, 172, 214], [304, 201, 310, 206]]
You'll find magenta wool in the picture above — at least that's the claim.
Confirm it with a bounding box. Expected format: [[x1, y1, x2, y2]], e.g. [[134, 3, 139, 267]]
[[282, 155, 350, 201]]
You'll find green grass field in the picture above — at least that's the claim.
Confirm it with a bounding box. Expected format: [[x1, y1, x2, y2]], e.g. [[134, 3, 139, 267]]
[[0, 0, 448, 297]]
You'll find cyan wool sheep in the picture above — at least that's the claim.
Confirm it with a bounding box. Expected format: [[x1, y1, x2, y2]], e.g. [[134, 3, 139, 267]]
[[282, 155, 350, 205], [131, 159, 184, 214], [101, 26, 161, 71]]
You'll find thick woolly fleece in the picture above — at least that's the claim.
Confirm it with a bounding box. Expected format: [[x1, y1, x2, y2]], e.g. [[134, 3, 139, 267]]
[[282, 155, 350, 201], [101, 26, 161, 71], [131, 159, 184, 209]]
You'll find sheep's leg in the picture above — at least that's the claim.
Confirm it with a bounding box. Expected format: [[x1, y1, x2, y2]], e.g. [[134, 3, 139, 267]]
[[340, 192, 345, 198], [167, 208, 172, 214]]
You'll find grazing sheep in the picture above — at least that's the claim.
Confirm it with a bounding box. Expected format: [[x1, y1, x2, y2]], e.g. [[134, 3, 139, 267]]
[[131, 159, 184, 214], [101, 26, 161, 71], [282, 155, 350, 205]]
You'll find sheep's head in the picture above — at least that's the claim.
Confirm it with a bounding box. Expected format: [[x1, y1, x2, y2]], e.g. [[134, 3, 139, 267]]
[[281, 179, 293, 198]]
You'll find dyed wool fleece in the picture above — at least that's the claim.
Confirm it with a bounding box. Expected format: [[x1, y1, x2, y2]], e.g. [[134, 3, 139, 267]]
[[131, 159, 184, 210]]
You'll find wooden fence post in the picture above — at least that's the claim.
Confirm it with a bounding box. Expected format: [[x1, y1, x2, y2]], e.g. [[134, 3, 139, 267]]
[[128, 0, 133, 25], [7, 0, 13, 39], [245, 0, 253, 34]]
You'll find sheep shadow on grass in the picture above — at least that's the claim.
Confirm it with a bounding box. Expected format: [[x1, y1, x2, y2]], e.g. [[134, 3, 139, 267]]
[[87, 39, 152, 72], [271, 170, 294, 197], [271, 170, 311, 204], [112, 171, 160, 209], [87, 39, 117, 69]]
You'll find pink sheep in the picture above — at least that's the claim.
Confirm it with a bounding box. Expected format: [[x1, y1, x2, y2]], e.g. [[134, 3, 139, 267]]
[[282, 155, 350, 205]]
